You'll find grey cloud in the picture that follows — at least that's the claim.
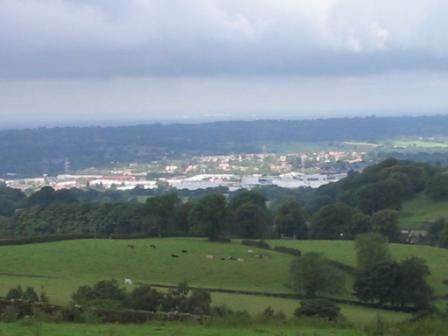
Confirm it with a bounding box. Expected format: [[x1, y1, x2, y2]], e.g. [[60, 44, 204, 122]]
[[2, 0, 448, 78]]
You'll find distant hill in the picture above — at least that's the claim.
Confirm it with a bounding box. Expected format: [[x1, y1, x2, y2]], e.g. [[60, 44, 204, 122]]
[[3, 115, 448, 176]]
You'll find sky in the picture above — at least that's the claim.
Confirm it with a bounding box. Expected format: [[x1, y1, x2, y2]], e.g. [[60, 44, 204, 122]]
[[2, 0, 448, 125]]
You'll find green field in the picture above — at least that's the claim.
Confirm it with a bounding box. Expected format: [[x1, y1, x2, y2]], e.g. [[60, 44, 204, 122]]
[[210, 293, 409, 324], [399, 193, 448, 229], [0, 238, 446, 323], [390, 139, 448, 150], [0, 322, 366, 336]]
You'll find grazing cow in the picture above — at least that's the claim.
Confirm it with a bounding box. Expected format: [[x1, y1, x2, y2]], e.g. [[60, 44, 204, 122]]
[[171, 254, 179, 258], [247, 249, 254, 253], [181, 250, 188, 253], [237, 258, 244, 262], [227, 256, 237, 261], [124, 278, 133, 285], [128, 244, 135, 249], [206, 255, 214, 260], [150, 244, 156, 248]]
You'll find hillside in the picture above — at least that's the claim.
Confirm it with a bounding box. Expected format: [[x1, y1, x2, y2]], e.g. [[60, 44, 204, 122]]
[[0, 238, 445, 322], [399, 193, 448, 230], [4, 116, 448, 176]]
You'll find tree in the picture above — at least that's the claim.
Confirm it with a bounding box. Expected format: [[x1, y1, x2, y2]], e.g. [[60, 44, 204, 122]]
[[294, 299, 341, 320], [274, 199, 308, 239], [187, 289, 211, 315], [355, 180, 403, 214], [354, 261, 399, 305], [372, 209, 400, 242], [229, 190, 266, 211], [305, 195, 333, 214], [0, 186, 26, 217], [428, 219, 448, 245], [394, 258, 432, 309], [145, 193, 181, 235], [438, 227, 448, 248], [426, 173, 448, 200], [354, 258, 432, 309], [347, 211, 372, 239], [72, 280, 127, 308], [128, 285, 163, 312], [233, 202, 270, 238], [310, 203, 358, 239], [355, 233, 392, 271], [22, 287, 39, 302], [289, 252, 345, 297], [27, 186, 56, 207], [189, 193, 228, 241], [6, 286, 23, 300]]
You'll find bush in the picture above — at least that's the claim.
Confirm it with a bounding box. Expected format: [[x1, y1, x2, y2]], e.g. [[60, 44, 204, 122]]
[[23, 288, 39, 303], [32, 307, 63, 323], [209, 236, 231, 243], [274, 246, 301, 256], [72, 280, 211, 316], [294, 299, 341, 320], [210, 305, 234, 317], [241, 239, 271, 249], [71, 280, 128, 308], [262, 306, 275, 318], [6, 286, 23, 300], [187, 289, 211, 315], [1, 306, 21, 322], [128, 285, 163, 312]]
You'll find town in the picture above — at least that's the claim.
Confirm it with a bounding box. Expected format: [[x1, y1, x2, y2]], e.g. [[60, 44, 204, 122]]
[[2, 150, 363, 192]]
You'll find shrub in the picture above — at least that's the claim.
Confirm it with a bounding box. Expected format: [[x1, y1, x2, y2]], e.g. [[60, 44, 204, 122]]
[[274, 246, 301, 256], [209, 236, 231, 243], [32, 307, 63, 323], [210, 305, 234, 317], [294, 299, 341, 320], [290, 252, 346, 297], [241, 239, 271, 249], [128, 285, 163, 312], [6, 286, 23, 300], [187, 289, 211, 315], [1, 306, 21, 322], [262, 306, 275, 318], [23, 288, 39, 303]]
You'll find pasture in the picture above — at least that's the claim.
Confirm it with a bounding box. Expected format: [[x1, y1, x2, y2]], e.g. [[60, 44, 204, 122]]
[[0, 322, 366, 336], [0, 238, 445, 323], [398, 193, 448, 229]]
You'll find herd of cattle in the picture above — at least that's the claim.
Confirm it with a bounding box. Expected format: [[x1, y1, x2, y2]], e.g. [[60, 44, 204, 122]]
[[125, 243, 271, 262], [122, 243, 272, 286]]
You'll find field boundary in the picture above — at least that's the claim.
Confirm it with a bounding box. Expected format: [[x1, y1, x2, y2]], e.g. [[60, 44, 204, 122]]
[[144, 283, 417, 313]]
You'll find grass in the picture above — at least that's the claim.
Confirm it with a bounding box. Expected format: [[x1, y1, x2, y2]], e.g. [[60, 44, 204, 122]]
[[398, 193, 448, 229], [391, 139, 448, 149], [271, 240, 448, 298], [0, 322, 367, 336], [0, 238, 292, 305], [211, 293, 409, 324], [0, 238, 445, 323]]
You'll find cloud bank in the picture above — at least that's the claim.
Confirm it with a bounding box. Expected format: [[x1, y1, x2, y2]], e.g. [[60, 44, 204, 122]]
[[2, 0, 448, 78]]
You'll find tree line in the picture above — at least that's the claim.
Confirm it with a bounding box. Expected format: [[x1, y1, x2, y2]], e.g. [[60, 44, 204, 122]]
[[4, 116, 448, 176], [1, 159, 448, 244], [289, 233, 433, 311]]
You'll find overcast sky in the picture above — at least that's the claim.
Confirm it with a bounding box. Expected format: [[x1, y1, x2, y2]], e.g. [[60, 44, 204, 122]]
[[2, 0, 448, 125]]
